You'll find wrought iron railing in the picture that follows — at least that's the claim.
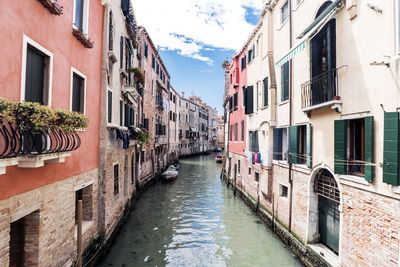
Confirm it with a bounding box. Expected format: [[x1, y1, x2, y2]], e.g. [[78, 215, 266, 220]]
[[0, 122, 81, 159], [155, 97, 163, 109], [301, 68, 341, 109]]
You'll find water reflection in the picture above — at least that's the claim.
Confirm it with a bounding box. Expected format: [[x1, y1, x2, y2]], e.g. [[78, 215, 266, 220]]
[[97, 154, 302, 267]]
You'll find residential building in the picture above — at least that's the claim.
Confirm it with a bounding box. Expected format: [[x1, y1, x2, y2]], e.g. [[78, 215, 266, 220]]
[[217, 115, 225, 149], [224, 0, 400, 266], [0, 0, 103, 265], [178, 94, 191, 156], [188, 101, 200, 154], [137, 26, 170, 177], [207, 106, 219, 151], [226, 45, 248, 189], [168, 86, 179, 162], [98, 0, 141, 240]]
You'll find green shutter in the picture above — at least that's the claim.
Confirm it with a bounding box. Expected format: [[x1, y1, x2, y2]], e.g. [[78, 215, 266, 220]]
[[334, 120, 347, 174], [306, 124, 312, 168], [383, 112, 400, 185], [364, 116, 374, 182], [289, 125, 299, 164], [263, 77, 268, 107]]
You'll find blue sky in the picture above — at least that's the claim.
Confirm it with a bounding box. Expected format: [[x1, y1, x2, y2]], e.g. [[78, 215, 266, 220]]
[[133, 0, 262, 114]]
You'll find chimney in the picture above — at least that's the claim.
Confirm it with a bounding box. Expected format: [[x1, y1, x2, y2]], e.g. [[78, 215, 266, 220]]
[[182, 92, 185, 98]]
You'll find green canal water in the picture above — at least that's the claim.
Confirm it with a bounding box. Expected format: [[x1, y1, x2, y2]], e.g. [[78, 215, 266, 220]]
[[97, 154, 302, 267]]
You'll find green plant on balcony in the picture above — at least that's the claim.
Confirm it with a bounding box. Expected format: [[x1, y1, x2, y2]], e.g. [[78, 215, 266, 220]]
[[0, 97, 89, 133], [127, 67, 145, 85]]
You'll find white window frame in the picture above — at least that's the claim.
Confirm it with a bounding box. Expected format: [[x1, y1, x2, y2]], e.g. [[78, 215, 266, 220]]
[[70, 67, 87, 114], [281, 1, 289, 25], [279, 182, 289, 198], [20, 34, 53, 107], [72, 0, 90, 34]]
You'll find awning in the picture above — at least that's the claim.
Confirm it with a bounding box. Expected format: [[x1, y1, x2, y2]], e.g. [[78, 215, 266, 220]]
[[275, 0, 344, 68], [190, 127, 196, 132]]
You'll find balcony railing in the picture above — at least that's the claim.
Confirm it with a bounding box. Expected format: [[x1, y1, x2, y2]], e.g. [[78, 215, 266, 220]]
[[156, 97, 164, 109], [301, 68, 341, 110], [0, 122, 81, 159]]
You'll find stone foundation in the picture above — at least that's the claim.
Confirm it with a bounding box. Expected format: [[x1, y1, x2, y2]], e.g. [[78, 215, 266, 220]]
[[0, 168, 99, 267]]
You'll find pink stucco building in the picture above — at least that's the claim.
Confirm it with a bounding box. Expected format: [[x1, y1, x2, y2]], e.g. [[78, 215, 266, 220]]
[[227, 47, 248, 182]]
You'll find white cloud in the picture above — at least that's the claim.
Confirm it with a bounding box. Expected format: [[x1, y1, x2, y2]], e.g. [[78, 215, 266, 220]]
[[132, 0, 261, 64]]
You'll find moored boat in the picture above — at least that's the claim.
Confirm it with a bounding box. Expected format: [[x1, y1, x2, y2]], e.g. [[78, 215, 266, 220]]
[[162, 165, 179, 181], [215, 154, 223, 163]]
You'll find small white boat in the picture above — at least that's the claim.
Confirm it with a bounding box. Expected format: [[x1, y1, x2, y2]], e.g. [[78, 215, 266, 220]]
[[215, 155, 223, 163], [162, 165, 179, 181]]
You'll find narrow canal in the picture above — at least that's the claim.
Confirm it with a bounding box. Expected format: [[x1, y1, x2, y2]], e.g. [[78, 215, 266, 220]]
[[98, 154, 302, 267]]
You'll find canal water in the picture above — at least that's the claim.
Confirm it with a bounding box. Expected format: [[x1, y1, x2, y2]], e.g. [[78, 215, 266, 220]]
[[97, 154, 302, 267]]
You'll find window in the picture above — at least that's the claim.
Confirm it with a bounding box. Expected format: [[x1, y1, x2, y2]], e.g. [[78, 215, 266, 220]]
[[113, 164, 119, 195], [230, 124, 233, 141], [73, 0, 89, 33], [235, 123, 238, 141], [152, 55, 155, 69], [120, 100, 123, 126], [289, 125, 307, 165], [71, 69, 86, 114], [334, 117, 374, 181], [141, 151, 145, 163], [281, 1, 289, 24], [241, 120, 245, 141], [238, 160, 241, 173], [244, 86, 254, 115], [75, 184, 93, 224], [255, 172, 259, 182], [281, 62, 289, 102], [120, 36, 124, 69], [22, 37, 53, 105], [107, 89, 112, 123], [242, 86, 246, 107], [144, 42, 148, 58], [263, 77, 268, 107], [348, 119, 365, 175], [249, 131, 259, 152], [241, 56, 246, 71], [233, 92, 238, 110], [108, 12, 113, 51], [248, 167, 251, 175], [273, 128, 288, 161], [279, 183, 288, 198]]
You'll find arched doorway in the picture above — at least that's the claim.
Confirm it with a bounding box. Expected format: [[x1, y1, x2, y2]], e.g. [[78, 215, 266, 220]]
[[315, 169, 340, 253]]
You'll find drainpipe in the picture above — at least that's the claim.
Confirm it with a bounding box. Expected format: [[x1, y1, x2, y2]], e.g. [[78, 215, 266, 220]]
[[288, 0, 294, 233]]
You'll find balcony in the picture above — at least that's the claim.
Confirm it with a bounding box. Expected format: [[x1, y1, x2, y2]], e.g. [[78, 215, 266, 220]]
[[156, 97, 164, 110], [0, 99, 87, 174], [301, 68, 343, 114], [0, 124, 80, 173]]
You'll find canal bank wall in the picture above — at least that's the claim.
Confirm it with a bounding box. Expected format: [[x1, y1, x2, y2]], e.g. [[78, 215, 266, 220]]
[[79, 173, 160, 267], [221, 173, 330, 267]]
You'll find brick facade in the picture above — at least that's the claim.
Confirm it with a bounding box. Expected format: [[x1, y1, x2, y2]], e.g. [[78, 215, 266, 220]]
[[0, 169, 98, 267]]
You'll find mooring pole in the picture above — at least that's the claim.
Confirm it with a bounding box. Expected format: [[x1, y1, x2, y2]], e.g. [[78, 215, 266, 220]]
[[77, 200, 83, 267]]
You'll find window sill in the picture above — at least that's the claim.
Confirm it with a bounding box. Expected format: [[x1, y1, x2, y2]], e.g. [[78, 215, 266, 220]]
[[38, 0, 63, 15], [279, 100, 289, 106], [74, 220, 94, 240], [340, 175, 370, 185], [392, 186, 400, 195], [293, 0, 304, 11], [261, 105, 269, 111], [277, 17, 289, 31], [72, 28, 94, 49], [273, 160, 289, 166]]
